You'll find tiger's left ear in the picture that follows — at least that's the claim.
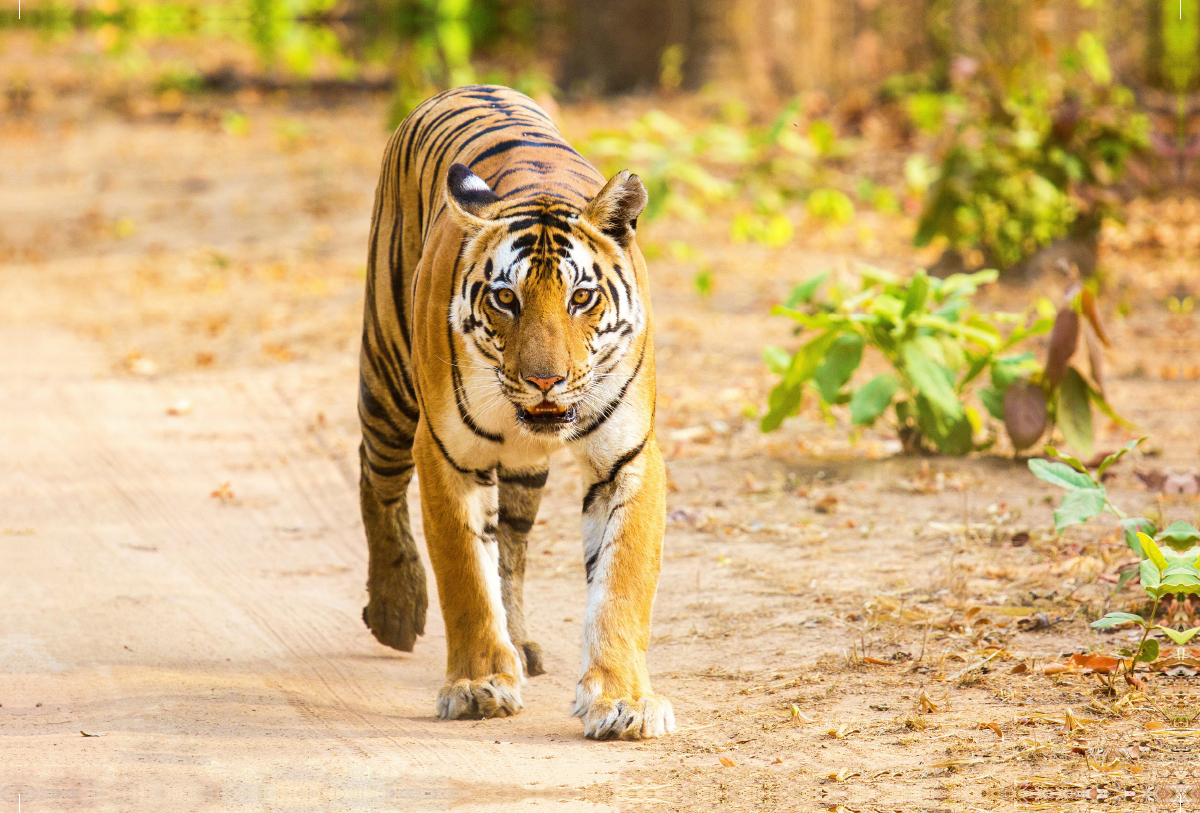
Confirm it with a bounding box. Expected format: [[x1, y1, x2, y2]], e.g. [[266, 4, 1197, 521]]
[[445, 163, 502, 232], [582, 170, 647, 247]]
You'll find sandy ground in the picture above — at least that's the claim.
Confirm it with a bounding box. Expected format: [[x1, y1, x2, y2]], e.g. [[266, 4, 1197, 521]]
[[3, 89, 1200, 812]]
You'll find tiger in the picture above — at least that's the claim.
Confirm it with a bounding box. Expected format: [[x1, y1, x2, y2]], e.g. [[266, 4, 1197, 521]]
[[357, 85, 673, 740]]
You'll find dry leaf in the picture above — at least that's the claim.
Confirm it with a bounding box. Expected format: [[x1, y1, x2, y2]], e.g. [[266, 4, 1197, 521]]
[[210, 482, 234, 500], [917, 691, 941, 713], [1144, 721, 1166, 731], [1043, 663, 1071, 676], [719, 755, 736, 767], [774, 756, 784, 764], [1067, 653, 1123, 675], [978, 721, 1003, 739], [789, 703, 813, 724], [861, 657, 893, 666], [826, 768, 860, 782], [825, 723, 861, 739], [814, 494, 839, 514], [80, 731, 106, 737], [166, 398, 193, 416], [1009, 662, 1029, 675]]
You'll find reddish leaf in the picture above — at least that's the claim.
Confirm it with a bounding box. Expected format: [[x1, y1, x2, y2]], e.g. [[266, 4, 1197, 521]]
[[1003, 381, 1048, 451], [1068, 653, 1122, 674], [1044, 308, 1080, 388], [1079, 288, 1110, 347]]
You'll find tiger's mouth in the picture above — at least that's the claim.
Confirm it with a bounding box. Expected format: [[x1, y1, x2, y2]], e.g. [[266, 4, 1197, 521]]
[[517, 400, 577, 429]]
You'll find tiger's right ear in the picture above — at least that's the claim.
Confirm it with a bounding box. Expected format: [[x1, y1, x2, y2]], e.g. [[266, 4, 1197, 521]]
[[445, 163, 502, 232]]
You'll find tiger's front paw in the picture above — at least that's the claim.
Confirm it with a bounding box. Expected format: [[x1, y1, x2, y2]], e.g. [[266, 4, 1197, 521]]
[[572, 690, 674, 740], [437, 673, 523, 720], [363, 560, 427, 652]]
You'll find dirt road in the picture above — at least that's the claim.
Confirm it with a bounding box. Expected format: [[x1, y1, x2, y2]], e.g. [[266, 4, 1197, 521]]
[[2, 322, 650, 811], [3, 91, 1196, 812]]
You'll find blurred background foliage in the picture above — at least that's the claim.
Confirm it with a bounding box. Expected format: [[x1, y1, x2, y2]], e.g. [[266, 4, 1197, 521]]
[[3, 0, 1197, 265]]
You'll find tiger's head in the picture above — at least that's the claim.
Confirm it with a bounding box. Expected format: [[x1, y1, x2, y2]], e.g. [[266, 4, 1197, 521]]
[[444, 163, 648, 438]]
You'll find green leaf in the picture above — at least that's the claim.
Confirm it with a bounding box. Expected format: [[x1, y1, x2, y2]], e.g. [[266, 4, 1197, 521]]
[[902, 270, 929, 318], [1156, 626, 1200, 646], [813, 335, 864, 405], [902, 340, 962, 421], [1087, 385, 1138, 431], [1096, 436, 1147, 478], [760, 382, 803, 433], [784, 331, 840, 388], [978, 387, 1005, 421], [1044, 446, 1090, 475], [849, 374, 900, 426], [913, 394, 974, 455], [1054, 488, 1107, 533], [1057, 368, 1094, 458], [1027, 458, 1095, 491], [1120, 518, 1156, 556], [783, 272, 829, 308], [1116, 567, 1140, 591], [1090, 612, 1145, 629], [1160, 561, 1200, 594], [990, 352, 1038, 389], [1135, 638, 1159, 663], [1140, 558, 1163, 596], [1139, 532, 1168, 573], [1157, 521, 1200, 552], [763, 345, 790, 376]]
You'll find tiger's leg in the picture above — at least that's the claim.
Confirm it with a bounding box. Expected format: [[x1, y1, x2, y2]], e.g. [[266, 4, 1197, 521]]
[[413, 421, 523, 720], [572, 436, 674, 740], [360, 443, 428, 652], [497, 465, 550, 677]]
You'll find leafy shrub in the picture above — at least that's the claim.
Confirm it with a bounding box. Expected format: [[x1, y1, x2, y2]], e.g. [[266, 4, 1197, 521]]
[[581, 103, 867, 244], [913, 35, 1149, 268], [761, 267, 1050, 454], [981, 282, 1128, 458], [1030, 440, 1200, 664], [762, 267, 1129, 457]]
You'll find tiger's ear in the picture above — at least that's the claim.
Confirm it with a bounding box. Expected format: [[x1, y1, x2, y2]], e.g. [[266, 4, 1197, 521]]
[[582, 170, 647, 247], [445, 163, 502, 231]]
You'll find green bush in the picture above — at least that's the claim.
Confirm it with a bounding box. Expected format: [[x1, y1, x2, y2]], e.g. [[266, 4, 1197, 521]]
[[762, 267, 1132, 457], [913, 34, 1149, 269], [761, 267, 1051, 454]]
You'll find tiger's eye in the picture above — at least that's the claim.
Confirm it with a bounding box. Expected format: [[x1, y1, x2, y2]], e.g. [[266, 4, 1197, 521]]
[[572, 289, 593, 306], [496, 289, 515, 306]]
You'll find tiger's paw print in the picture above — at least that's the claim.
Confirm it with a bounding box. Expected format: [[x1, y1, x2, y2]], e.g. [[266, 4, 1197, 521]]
[[437, 673, 523, 720], [573, 693, 675, 740]]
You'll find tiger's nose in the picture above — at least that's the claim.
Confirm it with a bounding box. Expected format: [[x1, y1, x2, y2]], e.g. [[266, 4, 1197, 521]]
[[525, 374, 564, 393]]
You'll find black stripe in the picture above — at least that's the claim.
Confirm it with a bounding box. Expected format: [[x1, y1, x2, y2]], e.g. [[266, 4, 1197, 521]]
[[498, 509, 535, 534], [497, 468, 549, 489], [582, 435, 648, 514], [570, 340, 646, 439]]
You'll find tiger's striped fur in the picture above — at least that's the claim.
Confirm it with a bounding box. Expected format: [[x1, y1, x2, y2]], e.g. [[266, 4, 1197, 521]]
[[358, 86, 673, 740]]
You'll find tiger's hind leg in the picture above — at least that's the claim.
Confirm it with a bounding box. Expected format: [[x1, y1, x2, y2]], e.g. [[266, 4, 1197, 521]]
[[497, 465, 550, 677], [360, 444, 428, 652]]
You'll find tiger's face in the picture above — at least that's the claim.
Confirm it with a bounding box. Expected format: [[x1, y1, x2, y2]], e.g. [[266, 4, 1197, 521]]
[[446, 164, 648, 437]]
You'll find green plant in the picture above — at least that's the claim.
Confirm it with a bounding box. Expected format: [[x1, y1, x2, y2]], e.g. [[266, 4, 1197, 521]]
[[912, 35, 1149, 269], [1029, 439, 1200, 668], [979, 282, 1129, 458], [761, 266, 1052, 454]]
